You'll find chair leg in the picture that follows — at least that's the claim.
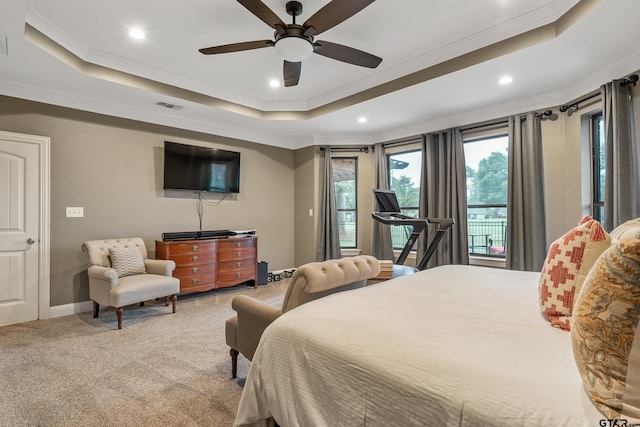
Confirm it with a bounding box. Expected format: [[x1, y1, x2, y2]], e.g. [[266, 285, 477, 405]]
[[171, 295, 177, 313], [116, 307, 123, 329], [164, 296, 169, 306], [93, 301, 99, 318], [230, 348, 239, 379]]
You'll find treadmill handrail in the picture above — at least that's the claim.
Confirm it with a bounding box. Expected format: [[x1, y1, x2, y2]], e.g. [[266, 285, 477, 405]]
[[371, 212, 455, 270]]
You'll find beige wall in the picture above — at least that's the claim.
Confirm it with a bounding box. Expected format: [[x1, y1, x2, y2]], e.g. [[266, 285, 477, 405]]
[[293, 73, 640, 259], [0, 96, 295, 306], [2, 74, 639, 307], [293, 146, 318, 266], [292, 147, 377, 266]]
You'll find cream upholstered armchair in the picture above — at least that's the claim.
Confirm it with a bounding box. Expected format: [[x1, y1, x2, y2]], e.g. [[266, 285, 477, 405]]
[[226, 255, 380, 378], [82, 238, 180, 329]]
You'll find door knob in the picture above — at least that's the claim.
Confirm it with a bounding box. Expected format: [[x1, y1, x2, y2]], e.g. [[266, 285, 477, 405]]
[[27, 238, 36, 244]]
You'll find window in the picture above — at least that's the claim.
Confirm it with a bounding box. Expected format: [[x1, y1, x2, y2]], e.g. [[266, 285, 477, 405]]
[[332, 157, 357, 248], [464, 134, 508, 257], [387, 149, 421, 249], [590, 112, 605, 222]]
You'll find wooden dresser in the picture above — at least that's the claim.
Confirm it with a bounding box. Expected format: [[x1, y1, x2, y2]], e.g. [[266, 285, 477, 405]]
[[156, 236, 257, 293]]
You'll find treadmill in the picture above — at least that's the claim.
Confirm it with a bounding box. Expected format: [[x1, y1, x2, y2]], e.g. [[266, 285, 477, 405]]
[[372, 189, 454, 270]]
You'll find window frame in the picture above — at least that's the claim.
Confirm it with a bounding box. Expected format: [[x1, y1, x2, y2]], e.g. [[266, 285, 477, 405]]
[[590, 111, 605, 222], [331, 156, 358, 249], [386, 147, 422, 250], [463, 131, 509, 258]]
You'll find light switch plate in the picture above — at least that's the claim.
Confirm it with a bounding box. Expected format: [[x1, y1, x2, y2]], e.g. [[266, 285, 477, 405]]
[[66, 207, 84, 217]]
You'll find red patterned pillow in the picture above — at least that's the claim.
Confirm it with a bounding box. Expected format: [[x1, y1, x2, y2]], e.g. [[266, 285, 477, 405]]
[[538, 216, 611, 330]]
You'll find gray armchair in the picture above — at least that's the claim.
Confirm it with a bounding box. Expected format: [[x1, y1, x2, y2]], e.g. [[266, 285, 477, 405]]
[[82, 238, 180, 329], [225, 255, 380, 378]]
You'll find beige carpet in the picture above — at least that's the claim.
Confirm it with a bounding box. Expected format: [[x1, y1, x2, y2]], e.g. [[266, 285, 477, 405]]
[[0, 279, 289, 427]]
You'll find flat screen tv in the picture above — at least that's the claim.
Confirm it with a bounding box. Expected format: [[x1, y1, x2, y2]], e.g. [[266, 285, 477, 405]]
[[163, 141, 240, 193]]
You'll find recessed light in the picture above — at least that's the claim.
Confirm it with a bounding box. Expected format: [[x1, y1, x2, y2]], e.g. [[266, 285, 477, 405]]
[[269, 79, 280, 88], [128, 28, 146, 40], [498, 76, 513, 85], [358, 116, 368, 123]]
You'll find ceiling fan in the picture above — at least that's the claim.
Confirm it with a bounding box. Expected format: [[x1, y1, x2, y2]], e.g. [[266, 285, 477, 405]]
[[199, 0, 382, 87]]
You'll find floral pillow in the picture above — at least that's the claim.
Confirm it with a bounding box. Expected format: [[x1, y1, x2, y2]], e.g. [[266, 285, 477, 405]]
[[538, 216, 611, 330], [571, 233, 640, 420]]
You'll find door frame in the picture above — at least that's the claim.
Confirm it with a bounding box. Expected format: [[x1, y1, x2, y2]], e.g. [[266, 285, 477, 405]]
[[1, 131, 50, 320]]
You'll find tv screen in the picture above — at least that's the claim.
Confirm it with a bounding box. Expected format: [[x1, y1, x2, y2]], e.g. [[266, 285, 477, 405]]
[[163, 141, 240, 193]]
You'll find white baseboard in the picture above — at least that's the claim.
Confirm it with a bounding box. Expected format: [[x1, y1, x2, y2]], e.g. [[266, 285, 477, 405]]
[[49, 300, 93, 318]]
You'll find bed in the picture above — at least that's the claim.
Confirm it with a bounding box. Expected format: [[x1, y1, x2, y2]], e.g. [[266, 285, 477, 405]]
[[233, 264, 605, 426]]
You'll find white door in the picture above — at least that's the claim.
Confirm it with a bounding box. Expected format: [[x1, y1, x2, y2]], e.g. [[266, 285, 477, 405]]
[[0, 133, 40, 326]]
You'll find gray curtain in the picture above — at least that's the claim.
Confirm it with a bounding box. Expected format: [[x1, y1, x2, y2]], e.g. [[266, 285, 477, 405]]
[[602, 80, 640, 231], [419, 129, 469, 268], [317, 147, 341, 261], [506, 112, 547, 271], [372, 143, 394, 260]]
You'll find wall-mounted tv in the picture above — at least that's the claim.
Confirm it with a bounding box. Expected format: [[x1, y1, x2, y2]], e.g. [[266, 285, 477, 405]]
[[163, 141, 240, 193]]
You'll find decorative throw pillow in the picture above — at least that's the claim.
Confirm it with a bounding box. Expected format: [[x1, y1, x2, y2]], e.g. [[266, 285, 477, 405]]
[[109, 246, 146, 278], [610, 217, 640, 242], [571, 234, 640, 420], [538, 216, 611, 330]]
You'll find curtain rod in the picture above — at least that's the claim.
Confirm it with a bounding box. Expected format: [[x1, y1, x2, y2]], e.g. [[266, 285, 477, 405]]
[[461, 118, 509, 133], [319, 145, 370, 153], [559, 74, 638, 114], [559, 91, 600, 114], [380, 136, 422, 149]]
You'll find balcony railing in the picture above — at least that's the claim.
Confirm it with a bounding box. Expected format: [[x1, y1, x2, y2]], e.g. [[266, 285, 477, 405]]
[[468, 220, 506, 256], [390, 219, 507, 257]]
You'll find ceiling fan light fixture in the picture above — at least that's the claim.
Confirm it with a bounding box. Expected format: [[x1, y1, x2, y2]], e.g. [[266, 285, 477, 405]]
[[274, 37, 313, 62]]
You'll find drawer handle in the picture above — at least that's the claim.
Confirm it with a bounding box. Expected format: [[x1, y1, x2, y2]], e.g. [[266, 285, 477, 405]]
[[192, 267, 199, 273], [236, 272, 242, 277], [236, 252, 242, 257], [192, 279, 198, 285], [236, 262, 241, 268], [192, 245, 199, 252], [236, 242, 242, 247], [192, 256, 199, 262]]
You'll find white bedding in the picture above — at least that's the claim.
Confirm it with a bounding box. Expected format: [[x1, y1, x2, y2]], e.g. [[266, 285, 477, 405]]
[[234, 265, 603, 427]]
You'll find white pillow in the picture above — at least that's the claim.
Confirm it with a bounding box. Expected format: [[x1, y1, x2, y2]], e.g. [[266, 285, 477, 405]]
[[108, 246, 146, 278]]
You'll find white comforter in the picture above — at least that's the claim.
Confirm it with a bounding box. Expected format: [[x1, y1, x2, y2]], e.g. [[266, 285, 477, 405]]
[[234, 265, 603, 427]]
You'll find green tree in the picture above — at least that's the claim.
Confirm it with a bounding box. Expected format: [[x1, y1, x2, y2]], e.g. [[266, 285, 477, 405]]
[[391, 175, 419, 208], [334, 179, 355, 209], [475, 151, 507, 204], [466, 166, 479, 205]]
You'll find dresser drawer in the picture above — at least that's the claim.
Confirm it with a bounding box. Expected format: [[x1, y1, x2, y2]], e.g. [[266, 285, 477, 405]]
[[163, 241, 217, 256], [167, 252, 215, 267], [218, 267, 256, 286], [218, 259, 255, 273], [218, 237, 256, 251], [218, 246, 256, 262], [174, 262, 217, 278], [177, 273, 217, 292]]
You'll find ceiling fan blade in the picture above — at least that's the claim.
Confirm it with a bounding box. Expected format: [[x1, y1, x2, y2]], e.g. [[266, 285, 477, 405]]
[[237, 0, 286, 29], [304, 0, 375, 36], [314, 40, 381, 68], [283, 61, 301, 87], [199, 40, 274, 55]]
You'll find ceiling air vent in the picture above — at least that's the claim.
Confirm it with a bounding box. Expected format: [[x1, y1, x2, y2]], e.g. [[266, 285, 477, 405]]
[[156, 101, 183, 110]]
